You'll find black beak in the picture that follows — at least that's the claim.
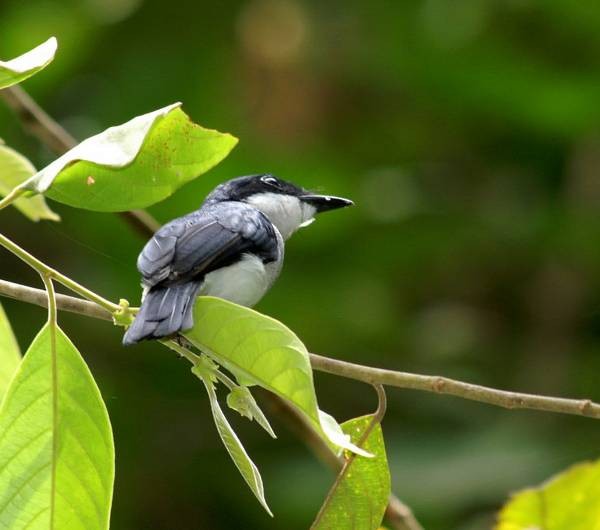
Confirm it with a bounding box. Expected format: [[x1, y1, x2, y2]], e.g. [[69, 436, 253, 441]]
[[300, 194, 354, 213]]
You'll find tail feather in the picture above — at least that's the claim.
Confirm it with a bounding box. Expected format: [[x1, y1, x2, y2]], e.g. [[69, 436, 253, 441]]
[[123, 281, 201, 345]]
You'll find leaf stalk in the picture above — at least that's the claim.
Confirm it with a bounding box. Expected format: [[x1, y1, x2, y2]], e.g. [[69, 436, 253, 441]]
[[0, 231, 121, 313], [0, 186, 26, 211]]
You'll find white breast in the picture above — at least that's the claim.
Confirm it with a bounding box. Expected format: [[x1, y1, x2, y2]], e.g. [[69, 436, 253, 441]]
[[245, 193, 316, 240], [198, 250, 283, 307]]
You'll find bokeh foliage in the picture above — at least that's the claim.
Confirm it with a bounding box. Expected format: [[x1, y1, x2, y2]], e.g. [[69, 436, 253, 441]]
[[1, 1, 599, 528]]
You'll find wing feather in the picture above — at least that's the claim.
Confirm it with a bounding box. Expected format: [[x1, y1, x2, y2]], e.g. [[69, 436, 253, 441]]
[[136, 204, 278, 289]]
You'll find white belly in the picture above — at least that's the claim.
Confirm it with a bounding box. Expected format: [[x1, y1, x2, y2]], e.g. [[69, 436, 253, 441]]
[[198, 253, 283, 307]]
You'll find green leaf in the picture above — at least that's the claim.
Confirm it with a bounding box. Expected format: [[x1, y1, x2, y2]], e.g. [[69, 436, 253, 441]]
[[0, 302, 21, 401], [196, 369, 272, 516], [0, 37, 57, 89], [20, 103, 237, 211], [311, 416, 391, 530], [312, 415, 391, 530], [184, 296, 370, 456], [0, 144, 60, 221], [496, 459, 600, 530], [0, 324, 115, 530]]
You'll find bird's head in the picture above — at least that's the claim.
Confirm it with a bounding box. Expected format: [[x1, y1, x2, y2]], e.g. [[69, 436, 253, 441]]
[[205, 174, 353, 239]]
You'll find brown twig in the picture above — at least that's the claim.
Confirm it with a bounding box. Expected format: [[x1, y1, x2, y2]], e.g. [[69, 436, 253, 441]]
[[309, 353, 600, 419], [0, 85, 76, 153], [0, 279, 112, 321]]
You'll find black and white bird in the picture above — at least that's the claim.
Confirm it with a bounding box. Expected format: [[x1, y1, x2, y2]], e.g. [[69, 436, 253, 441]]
[[123, 174, 353, 345]]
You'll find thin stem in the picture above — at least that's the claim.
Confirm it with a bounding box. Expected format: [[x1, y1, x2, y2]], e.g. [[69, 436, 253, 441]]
[[212, 369, 238, 391], [118, 210, 160, 236], [40, 273, 57, 327], [385, 497, 425, 530], [0, 232, 120, 313], [0, 187, 26, 211], [310, 353, 600, 419], [0, 232, 52, 273], [54, 273, 120, 313], [161, 339, 200, 365], [0, 86, 77, 153], [371, 384, 387, 427], [161, 339, 240, 392], [0, 279, 112, 321]]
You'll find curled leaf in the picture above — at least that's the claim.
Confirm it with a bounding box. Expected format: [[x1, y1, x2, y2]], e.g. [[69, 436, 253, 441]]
[[20, 103, 237, 211], [319, 410, 373, 458], [0, 37, 57, 89]]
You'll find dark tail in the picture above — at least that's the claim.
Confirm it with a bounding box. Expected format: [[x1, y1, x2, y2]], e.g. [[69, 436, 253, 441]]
[[123, 281, 201, 345]]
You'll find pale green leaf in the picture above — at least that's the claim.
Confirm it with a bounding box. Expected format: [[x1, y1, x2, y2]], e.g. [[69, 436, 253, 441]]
[[0, 37, 57, 89], [0, 302, 21, 401], [496, 459, 600, 530], [21, 103, 237, 211], [226, 385, 276, 438], [0, 144, 60, 221], [191, 354, 276, 438], [184, 296, 370, 456], [197, 369, 272, 515], [0, 324, 115, 530], [312, 415, 391, 530]]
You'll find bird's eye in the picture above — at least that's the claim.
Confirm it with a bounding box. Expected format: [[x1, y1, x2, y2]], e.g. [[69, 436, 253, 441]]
[[261, 176, 279, 187]]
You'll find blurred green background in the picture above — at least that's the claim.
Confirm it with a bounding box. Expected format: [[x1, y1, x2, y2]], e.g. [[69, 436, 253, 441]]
[[1, 1, 600, 528]]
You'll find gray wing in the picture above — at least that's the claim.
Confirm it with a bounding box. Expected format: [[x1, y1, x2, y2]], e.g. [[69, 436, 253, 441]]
[[136, 203, 279, 288]]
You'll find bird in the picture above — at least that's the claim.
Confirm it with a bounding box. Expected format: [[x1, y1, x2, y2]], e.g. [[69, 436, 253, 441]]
[[122, 174, 353, 345]]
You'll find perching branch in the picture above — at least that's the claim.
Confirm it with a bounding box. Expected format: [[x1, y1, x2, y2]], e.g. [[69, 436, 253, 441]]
[[0, 279, 111, 321], [2, 278, 599, 421]]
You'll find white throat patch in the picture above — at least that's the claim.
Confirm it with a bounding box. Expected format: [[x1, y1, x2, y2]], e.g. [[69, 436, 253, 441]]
[[246, 192, 316, 240]]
